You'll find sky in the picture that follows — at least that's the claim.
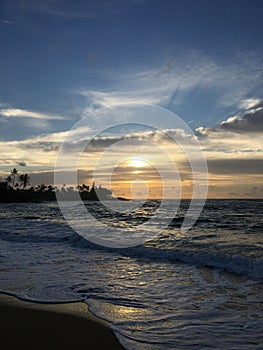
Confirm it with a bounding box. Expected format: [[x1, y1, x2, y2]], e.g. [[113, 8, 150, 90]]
[[0, 0, 263, 198]]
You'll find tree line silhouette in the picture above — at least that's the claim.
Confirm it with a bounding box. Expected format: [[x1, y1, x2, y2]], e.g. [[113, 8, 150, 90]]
[[0, 168, 112, 203]]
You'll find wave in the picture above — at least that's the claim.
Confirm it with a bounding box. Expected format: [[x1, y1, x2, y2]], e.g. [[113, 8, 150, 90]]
[[131, 247, 263, 280], [72, 238, 263, 280], [0, 289, 85, 304], [1, 223, 262, 280], [0, 228, 80, 244]]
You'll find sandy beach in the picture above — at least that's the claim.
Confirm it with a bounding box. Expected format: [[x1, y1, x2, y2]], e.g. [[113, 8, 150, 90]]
[[0, 294, 124, 349]]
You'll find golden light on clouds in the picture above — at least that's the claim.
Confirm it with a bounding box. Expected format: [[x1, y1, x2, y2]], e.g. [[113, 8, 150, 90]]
[[0, 121, 262, 199], [126, 157, 150, 168], [108, 158, 162, 199]]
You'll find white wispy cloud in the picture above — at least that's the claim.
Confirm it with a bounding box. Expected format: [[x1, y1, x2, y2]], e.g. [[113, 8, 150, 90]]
[[1, 19, 14, 24], [238, 98, 262, 110], [7, 0, 146, 21], [0, 108, 68, 120], [79, 90, 158, 108], [76, 50, 263, 114], [77, 53, 220, 108]]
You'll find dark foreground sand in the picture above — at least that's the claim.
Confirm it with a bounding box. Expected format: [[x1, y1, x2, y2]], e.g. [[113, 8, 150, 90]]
[[0, 294, 124, 349]]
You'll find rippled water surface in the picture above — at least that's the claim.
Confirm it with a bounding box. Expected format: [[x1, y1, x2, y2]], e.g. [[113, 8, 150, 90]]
[[0, 200, 262, 349]]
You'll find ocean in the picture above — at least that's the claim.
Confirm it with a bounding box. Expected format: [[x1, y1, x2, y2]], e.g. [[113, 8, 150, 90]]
[[0, 199, 262, 349]]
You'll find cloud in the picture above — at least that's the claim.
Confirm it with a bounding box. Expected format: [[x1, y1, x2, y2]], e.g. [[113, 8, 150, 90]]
[[0, 121, 261, 198], [77, 50, 263, 113], [196, 101, 263, 137], [0, 127, 196, 181], [0, 159, 27, 167], [1, 19, 14, 24], [21, 117, 52, 130], [16, 160, 27, 167], [238, 98, 262, 110], [195, 126, 263, 155], [207, 159, 263, 175], [28, 169, 93, 186], [22, 1, 94, 19], [79, 90, 158, 108], [220, 104, 263, 133], [11, 127, 196, 154], [0, 126, 92, 155], [77, 54, 219, 108], [0, 108, 67, 120], [8, 0, 146, 21], [28, 126, 92, 143], [194, 104, 263, 182]]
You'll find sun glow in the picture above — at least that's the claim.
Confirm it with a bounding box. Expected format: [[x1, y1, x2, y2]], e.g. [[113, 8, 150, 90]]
[[127, 157, 149, 168]]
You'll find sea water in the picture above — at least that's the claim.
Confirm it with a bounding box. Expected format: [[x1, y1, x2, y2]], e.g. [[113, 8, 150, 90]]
[[0, 200, 262, 349]]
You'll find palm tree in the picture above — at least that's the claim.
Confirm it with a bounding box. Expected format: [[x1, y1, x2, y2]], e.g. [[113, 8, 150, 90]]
[[18, 173, 30, 188], [5, 175, 12, 187], [22, 173, 30, 188], [10, 168, 18, 187], [18, 174, 25, 188], [90, 181, 95, 193], [47, 184, 54, 192], [39, 183, 47, 192]]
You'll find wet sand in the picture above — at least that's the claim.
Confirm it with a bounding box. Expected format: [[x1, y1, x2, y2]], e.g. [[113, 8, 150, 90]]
[[0, 294, 124, 349]]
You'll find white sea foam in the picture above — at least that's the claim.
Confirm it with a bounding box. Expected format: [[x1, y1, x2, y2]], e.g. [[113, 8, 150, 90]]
[[0, 200, 262, 349]]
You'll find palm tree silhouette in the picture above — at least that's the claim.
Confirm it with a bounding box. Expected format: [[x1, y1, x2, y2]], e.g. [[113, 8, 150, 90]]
[[18, 174, 24, 188], [23, 173, 30, 188], [18, 173, 30, 188], [11, 168, 18, 187], [5, 175, 12, 187]]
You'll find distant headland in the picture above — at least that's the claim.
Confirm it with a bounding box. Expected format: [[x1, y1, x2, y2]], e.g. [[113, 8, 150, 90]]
[[0, 168, 113, 203]]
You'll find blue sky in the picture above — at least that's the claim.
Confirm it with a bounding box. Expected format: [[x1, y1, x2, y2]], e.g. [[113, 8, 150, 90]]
[[0, 0, 263, 198]]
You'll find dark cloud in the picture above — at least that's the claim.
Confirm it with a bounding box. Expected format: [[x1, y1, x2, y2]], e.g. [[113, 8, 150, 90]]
[[19, 142, 60, 152], [220, 103, 263, 133], [0, 159, 27, 167], [110, 165, 161, 182], [181, 158, 262, 176], [84, 129, 196, 152], [207, 159, 263, 175], [19, 128, 195, 153], [30, 169, 93, 186], [16, 160, 27, 167], [196, 101, 263, 137]]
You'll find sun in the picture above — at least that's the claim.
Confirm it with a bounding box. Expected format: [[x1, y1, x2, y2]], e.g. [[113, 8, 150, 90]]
[[127, 157, 149, 168]]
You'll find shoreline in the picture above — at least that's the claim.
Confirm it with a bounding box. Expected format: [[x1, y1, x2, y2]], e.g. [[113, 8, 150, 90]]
[[0, 293, 124, 349]]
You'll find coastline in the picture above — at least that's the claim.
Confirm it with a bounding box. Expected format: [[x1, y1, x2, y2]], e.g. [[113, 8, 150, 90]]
[[0, 293, 124, 349]]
